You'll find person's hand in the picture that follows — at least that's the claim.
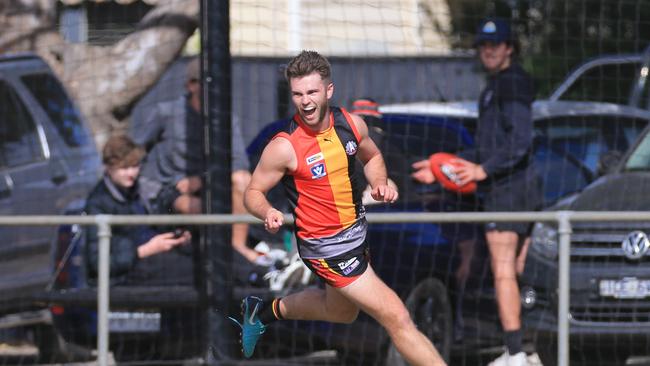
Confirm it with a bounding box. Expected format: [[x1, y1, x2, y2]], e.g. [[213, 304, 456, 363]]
[[175, 230, 192, 243], [253, 254, 275, 267], [139, 231, 191, 258], [176, 176, 202, 194], [451, 159, 487, 185], [411, 159, 436, 184], [264, 208, 284, 234], [371, 183, 399, 203]]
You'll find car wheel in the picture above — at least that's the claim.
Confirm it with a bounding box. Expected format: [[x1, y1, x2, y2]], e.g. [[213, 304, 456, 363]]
[[385, 278, 452, 365]]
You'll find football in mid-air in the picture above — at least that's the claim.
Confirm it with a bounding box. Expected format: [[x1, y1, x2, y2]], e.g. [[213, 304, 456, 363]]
[[428, 152, 477, 194]]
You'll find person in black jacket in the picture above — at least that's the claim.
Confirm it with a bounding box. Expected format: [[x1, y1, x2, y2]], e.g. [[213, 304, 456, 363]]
[[85, 135, 192, 285], [412, 18, 541, 366]]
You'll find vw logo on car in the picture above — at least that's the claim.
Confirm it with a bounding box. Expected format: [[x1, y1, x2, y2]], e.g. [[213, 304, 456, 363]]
[[621, 231, 650, 260]]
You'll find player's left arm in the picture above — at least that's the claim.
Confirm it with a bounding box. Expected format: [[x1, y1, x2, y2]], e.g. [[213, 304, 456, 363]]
[[352, 114, 398, 203]]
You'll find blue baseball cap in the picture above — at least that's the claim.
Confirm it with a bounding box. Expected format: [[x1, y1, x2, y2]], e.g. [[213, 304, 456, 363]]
[[474, 18, 512, 46]]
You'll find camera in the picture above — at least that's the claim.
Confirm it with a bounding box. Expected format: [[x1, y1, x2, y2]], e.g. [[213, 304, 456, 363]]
[[172, 228, 185, 238]]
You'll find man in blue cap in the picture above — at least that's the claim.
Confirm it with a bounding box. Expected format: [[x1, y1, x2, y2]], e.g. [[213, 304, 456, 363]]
[[412, 17, 541, 366], [471, 17, 540, 366]]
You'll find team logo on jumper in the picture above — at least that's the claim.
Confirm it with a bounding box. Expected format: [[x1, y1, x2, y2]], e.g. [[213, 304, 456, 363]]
[[338, 257, 360, 275], [306, 152, 324, 165], [310, 163, 327, 179], [345, 141, 358, 155]]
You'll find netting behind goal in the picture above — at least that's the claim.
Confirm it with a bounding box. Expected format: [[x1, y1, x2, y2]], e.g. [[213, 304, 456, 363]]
[[1, 1, 650, 365]]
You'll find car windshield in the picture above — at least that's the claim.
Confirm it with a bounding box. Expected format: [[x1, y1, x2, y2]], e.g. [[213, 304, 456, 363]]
[[534, 114, 647, 204]]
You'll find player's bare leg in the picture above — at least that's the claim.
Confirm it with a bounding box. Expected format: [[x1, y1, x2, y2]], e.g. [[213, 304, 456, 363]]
[[276, 266, 445, 365], [279, 285, 359, 324], [486, 230, 529, 365], [486, 231, 521, 331], [334, 265, 446, 366], [516, 236, 531, 276]]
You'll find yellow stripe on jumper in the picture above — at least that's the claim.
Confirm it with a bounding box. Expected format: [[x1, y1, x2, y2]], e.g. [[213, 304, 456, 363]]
[[317, 130, 356, 228]]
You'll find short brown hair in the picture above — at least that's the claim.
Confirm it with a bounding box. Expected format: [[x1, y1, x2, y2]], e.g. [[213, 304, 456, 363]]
[[284, 50, 331, 82], [102, 134, 145, 169]]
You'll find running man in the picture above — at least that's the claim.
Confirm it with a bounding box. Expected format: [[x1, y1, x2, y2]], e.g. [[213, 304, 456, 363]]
[[232, 50, 446, 366]]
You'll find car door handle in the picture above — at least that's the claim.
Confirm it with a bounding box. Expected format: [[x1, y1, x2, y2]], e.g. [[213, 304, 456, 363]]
[[0, 174, 13, 198], [50, 159, 68, 184]]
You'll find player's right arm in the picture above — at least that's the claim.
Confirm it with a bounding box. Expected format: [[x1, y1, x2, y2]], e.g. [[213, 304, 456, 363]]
[[244, 137, 297, 233]]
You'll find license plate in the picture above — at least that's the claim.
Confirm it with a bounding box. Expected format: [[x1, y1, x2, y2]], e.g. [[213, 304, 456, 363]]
[[108, 311, 161, 333], [599, 277, 650, 299]]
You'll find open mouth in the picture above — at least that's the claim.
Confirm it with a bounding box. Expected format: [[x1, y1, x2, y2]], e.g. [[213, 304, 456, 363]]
[[303, 106, 316, 119]]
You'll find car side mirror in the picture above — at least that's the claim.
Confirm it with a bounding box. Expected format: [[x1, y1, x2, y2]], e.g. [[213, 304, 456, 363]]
[[597, 150, 623, 176]]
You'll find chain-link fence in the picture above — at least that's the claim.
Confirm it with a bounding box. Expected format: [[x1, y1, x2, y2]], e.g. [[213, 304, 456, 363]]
[[1, 1, 650, 365]]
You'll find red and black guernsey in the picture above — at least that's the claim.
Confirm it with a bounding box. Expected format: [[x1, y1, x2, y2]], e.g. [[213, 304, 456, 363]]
[[273, 107, 367, 259]]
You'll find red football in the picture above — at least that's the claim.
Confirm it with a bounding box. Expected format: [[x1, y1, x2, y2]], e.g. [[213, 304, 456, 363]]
[[428, 152, 477, 194]]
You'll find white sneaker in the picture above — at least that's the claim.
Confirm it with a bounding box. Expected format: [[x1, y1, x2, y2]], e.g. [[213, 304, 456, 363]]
[[488, 351, 529, 366], [526, 352, 543, 366]]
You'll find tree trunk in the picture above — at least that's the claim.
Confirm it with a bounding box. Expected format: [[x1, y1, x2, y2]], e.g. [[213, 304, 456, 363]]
[[0, 0, 199, 147]]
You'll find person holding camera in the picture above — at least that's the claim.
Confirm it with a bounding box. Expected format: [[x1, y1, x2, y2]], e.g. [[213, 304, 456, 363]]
[[84, 134, 192, 285]]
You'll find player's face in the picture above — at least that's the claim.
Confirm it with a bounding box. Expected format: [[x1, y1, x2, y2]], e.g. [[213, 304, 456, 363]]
[[478, 41, 512, 74], [107, 164, 140, 189], [290, 72, 333, 130]]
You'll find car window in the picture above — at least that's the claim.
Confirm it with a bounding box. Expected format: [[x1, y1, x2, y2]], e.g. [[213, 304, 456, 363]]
[[559, 63, 639, 105], [534, 142, 591, 206], [624, 130, 650, 170], [0, 80, 42, 167], [534, 115, 647, 204], [21, 73, 88, 148], [535, 115, 646, 174]]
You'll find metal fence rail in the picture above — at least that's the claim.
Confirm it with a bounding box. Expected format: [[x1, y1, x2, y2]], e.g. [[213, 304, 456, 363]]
[[3, 210, 650, 366]]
